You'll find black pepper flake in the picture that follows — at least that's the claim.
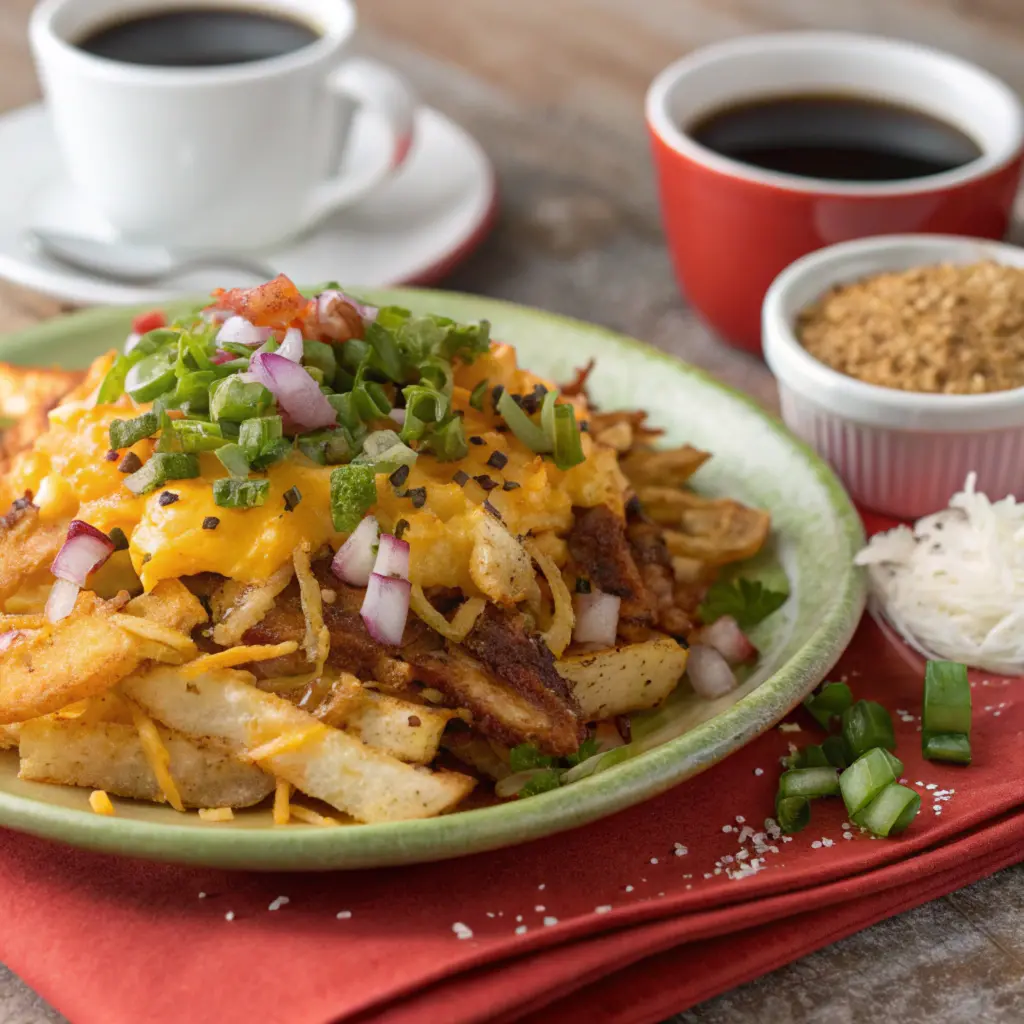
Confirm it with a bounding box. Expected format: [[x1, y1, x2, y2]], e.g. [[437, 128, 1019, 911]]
[[625, 494, 643, 518], [394, 518, 410, 540], [452, 470, 470, 487], [389, 464, 410, 488], [469, 435, 486, 446], [283, 486, 302, 512], [482, 499, 502, 521], [202, 516, 220, 531], [104, 449, 119, 462], [406, 487, 427, 509], [158, 491, 179, 507], [12, 494, 34, 513], [519, 384, 548, 415], [486, 450, 508, 470], [491, 384, 505, 413], [108, 526, 129, 551], [474, 474, 498, 492], [579, 420, 590, 433], [671, 634, 690, 649], [118, 452, 143, 474], [142, 553, 152, 565], [575, 577, 592, 594], [502, 480, 521, 492], [407, 715, 422, 728]]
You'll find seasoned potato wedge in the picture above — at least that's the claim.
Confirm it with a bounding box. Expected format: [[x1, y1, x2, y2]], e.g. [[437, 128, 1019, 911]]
[[0, 724, 20, 750], [556, 635, 688, 721], [0, 362, 84, 474], [123, 667, 475, 823], [18, 718, 274, 808], [0, 500, 66, 605], [620, 446, 710, 488]]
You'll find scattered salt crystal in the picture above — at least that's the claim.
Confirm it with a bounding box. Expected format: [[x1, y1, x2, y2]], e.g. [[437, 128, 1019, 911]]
[[486, 912, 495, 918], [841, 822, 850, 829], [516, 915, 523, 922], [595, 905, 612, 914], [926, 783, 937, 791], [225, 911, 235, 922], [453, 922, 474, 940], [624, 885, 634, 893], [268, 896, 290, 912], [650, 857, 659, 864], [811, 841, 822, 849], [754, 768, 764, 776], [537, 883, 546, 891], [543, 916, 558, 927], [778, 722, 802, 732], [336, 910, 352, 920], [198, 892, 206, 899], [535, 905, 545, 912], [722, 825, 733, 833], [843, 831, 854, 840], [674, 843, 688, 857], [515, 925, 527, 935], [735, 815, 746, 824], [703, 873, 712, 879], [735, 850, 749, 861], [821, 838, 834, 848]]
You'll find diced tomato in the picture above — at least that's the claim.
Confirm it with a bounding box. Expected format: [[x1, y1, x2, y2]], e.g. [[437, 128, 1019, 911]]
[[131, 310, 167, 335], [210, 274, 315, 330]]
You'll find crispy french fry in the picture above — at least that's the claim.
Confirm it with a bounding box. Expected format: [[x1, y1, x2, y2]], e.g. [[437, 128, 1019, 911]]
[[18, 718, 274, 808], [123, 667, 475, 823]]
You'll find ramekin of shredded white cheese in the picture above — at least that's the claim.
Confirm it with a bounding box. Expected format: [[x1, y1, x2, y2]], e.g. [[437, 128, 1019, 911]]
[[855, 472, 1024, 675]]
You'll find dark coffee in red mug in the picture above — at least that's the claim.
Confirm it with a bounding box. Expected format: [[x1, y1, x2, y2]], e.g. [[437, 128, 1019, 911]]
[[646, 32, 1024, 354]]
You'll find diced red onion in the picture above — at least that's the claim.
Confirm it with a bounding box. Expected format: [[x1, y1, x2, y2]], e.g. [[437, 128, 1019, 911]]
[[123, 332, 142, 355], [45, 578, 81, 623], [0, 630, 23, 653], [361, 572, 411, 646], [210, 350, 235, 366], [331, 516, 379, 586], [277, 326, 304, 363], [573, 590, 621, 647], [388, 408, 406, 426], [594, 720, 627, 751], [248, 351, 337, 431], [317, 289, 379, 324], [695, 615, 757, 666], [217, 315, 271, 347], [687, 643, 738, 699], [50, 520, 115, 587], [373, 533, 410, 579]]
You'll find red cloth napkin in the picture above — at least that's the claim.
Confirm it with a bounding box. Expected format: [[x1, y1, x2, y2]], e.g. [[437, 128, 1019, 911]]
[[1, 613, 1021, 1024]]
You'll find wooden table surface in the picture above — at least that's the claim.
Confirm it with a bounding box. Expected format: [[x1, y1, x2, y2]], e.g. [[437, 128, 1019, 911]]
[[1, 1, 1023, 1021]]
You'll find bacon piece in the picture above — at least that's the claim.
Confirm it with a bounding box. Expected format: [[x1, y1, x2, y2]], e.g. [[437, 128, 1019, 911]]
[[210, 274, 314, 330]]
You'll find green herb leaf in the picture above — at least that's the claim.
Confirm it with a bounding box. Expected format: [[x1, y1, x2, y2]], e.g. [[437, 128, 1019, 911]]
[[518, 769, 562, 798], [330, 464, 378, 532], [697, 577, 787, 630], [469, 379, 489, 411], [508, 743, 555, 772], [564, 736, 600, 767]]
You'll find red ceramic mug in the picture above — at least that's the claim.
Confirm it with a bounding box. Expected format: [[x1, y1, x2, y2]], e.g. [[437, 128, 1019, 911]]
[[646, 32, 1024, 354]]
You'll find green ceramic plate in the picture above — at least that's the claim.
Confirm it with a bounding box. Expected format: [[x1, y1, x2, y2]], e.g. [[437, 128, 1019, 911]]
[[0, 290, 865, 870]]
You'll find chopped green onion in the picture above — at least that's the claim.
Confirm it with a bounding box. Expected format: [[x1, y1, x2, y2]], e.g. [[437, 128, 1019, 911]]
[[125, 351, 176, 403], [302, 339, 337, 381], [251, 437, 292, 470], [419, 356, 454, 396], [96, 357, 130, 405], [400, 385, 448, 442], [803, 681, 853, 730], [172, 420, 225, 452], [853, 783, 921, 837], [422, 415, 468, 461], [922, 732, 972, 765], [364, 321, 405, 381], [209, 376, 274, 422], [173, 369, 216, 412], [328, 392, 361, 431], [215, 443, 250, 479], [550, 402, 585, 470], [329, 464, 378, 532], [239, 416, 283, 462], [353, 429, 418, 473], [923, 661, 971, 740], [838, 747, 899, 817], [841, 700, 896, 759], [109, 410, 159, 450], [497, 388, 552, 453], [469, 379, 489, 411], [775, 794, 810, 834], [881, 748, 904, 779], [799, 745, 833, 769], [212, 478, 270, 509], [821, 735, 850, 770], [778, 766, 840, 800], [298, 429, 353, 466], [123, 452, 199, 496]]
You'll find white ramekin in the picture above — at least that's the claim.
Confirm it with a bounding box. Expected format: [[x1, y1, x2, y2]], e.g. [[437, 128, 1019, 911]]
[[763, 234, 1024, 518]]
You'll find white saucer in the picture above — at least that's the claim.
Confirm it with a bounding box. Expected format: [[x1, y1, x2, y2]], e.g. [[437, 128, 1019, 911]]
[[0, 103, 497, 305]]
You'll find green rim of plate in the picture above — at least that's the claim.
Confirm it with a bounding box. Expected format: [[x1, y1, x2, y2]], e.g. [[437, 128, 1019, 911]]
[[0, 289, 866, 870]]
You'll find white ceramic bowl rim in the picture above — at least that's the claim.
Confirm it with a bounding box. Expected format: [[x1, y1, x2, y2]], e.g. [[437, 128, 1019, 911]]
[[646, 31, 1024, 198], [763, 234, 1024, 433]]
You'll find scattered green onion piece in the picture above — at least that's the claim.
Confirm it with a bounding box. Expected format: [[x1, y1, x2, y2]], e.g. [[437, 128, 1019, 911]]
[[209, 376, 274, 422], [400, 385, 448, 442], [778, 766, 840, 800], [250, 437, 292, 471], [551, 402, 585, 470], [364, 321, 405, 381], [174, 370, 215, 412], [302, 339, 337, 382], [328, 392, 362, 431], [802, 745, 832, 769], [329, 464, 378, 532], [353, 430, 418, 473], [922, 732, 972, 765], [96, 357, 130, 405], [838, 747, 899, 817], [339, 339, 370, 375], [298, 429, 353, 466], [212, 478, 270, 509], [775, 795, 810, 834], [841, 700, 896, 759], [352, 381, 392, 421], [419, 356, 454, 396], [123, 452, 199, 496], [881, 748, 904, 779], [125, 351, 176, 403], [923, 661, 972, 740], [172, 420, 225, 452], [215, 443, 250, 479], [422, 415, 468, 461], [803, 681, 853, 730], [109, 410, 160, 450], [469, 379, 489, 411], [821, 735, 850, 770], [239, 416, 283, 462], [853, 783, 921, 837], [497, 388, 552, 453]]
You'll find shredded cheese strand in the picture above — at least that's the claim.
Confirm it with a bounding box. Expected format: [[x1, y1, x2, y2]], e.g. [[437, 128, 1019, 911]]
[[181, 642, 300, 678], [110, 614, 197, 653], [293, 543, 330, 674], [198, 807, 234, 822], [89, 790, 115, 816], [125, 698, 185, 812], [289, 805, 339, 827], [273, 779, 291, 825], [212, 562, 294, 647], [246, 724, 326, 763], [409, 585, 486, 642], [525, 539, 574, 657]]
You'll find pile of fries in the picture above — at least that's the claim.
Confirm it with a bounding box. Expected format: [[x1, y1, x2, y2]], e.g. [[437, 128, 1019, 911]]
[[0, 286, 772, 825]]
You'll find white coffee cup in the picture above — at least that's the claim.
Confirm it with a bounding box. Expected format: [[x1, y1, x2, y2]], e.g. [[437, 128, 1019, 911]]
[[30, 0, 417, 249]]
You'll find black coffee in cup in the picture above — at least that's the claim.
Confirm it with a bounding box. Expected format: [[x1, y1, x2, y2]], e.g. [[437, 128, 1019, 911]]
[[77, 6, 321, 67]]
